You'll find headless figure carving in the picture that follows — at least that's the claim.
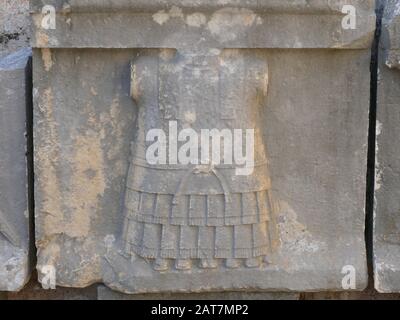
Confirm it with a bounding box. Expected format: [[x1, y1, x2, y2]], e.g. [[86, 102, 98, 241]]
[[122, 49, 274, 271]]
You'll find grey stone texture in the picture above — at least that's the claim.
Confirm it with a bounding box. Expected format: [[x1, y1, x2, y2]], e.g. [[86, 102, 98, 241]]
[[0, 1, 30, 58], [0, 47, 32, 291], [96, 285, 300, 300], [30, 0, 375, 49], [374, 0, 400, 293], [302, 289, 400, 300], [31, 0, 374, 294], [5, 275, 98, 300]]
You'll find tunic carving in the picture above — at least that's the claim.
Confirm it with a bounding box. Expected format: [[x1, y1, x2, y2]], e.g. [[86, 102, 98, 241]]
[[122, 49, 275, 271]]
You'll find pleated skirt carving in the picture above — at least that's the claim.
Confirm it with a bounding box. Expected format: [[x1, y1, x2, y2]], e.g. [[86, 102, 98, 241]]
[[122, 188, 274, 260]]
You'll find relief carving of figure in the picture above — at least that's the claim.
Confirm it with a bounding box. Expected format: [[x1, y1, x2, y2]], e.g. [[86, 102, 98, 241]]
[[121, 49, 276, 271]]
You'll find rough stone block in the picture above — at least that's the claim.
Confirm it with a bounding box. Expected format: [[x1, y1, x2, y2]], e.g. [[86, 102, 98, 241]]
[[32, 0, 375, 293], [0, 47, 32, 291], [374, 0, 400, 293]]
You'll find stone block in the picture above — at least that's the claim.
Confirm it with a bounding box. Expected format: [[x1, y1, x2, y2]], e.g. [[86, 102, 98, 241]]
[[374, 0, 400, 293], [0, 47, 32, 291], [31, 0, 375, 293]]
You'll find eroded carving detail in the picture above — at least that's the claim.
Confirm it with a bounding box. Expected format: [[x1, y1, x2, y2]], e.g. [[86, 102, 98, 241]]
[[121, 49, 276, 271]]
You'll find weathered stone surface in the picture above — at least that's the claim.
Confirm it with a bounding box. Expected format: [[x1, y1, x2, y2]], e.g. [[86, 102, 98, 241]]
[[374, 0, 400, 293], [30, 0, 375, 49], [0, 1, 30, 58], [0, 47, 32, 291], [303, 290, 400, 300], [97, 285, 300, 300], [32, 1, 374, 293], [5, 275, 98, 300]]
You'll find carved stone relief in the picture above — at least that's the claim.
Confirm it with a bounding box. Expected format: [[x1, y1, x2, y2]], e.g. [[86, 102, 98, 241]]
[[31, 1, 375, 293]]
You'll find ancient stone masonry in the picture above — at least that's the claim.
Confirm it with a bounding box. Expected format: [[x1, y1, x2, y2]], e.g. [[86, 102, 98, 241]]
[[0, 47, 32, 291], [374, 0, 400, 293], [30, 0, 375, 294]]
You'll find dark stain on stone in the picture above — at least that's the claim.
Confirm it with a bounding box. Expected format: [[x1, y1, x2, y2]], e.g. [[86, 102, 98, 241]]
[[0, 33, 20, 45]]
